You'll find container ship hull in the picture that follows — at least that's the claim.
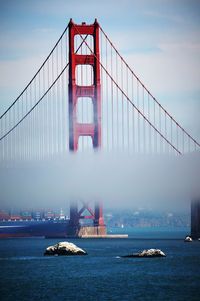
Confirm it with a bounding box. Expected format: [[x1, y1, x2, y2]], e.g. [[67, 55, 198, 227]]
[[0, 220, 69, 238]]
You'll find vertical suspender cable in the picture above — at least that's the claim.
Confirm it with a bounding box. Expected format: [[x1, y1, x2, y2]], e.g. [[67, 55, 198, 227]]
[[60, 49, 63, 153], [116, 49, 119, 150], [51, 52, 54, 155], [34, 78, 37, 159], [148, 92, 150, 154], [154, 99, 156, 153], [142, 86, 145, 153], [170, 116, 173, 154], [29, 85, 32, 160], [110, 43, 114, 150], [137, 80, 140, 153], [132, 76, 134, 153], [106, 37, 109, 151], [4, 115, 6, 162], [42, 62, 45, 158], [164, 111, 167, 154], [159, 104, 161, 153], [188, 135, 190, 153], [47, 58, 50, 157], [13, 106, 15, 162], [121, 58, 124, 150], [2, 115, 4, 161], [56, 43, 59, 154], [127, 66, 129, 152], [17, 94, 21, 160], [38, 71, 41, 160], [25, 89, 28, 160], [9, 113, 11, 163], [21, 94, 24, 160], [194, 140, 197, 152]]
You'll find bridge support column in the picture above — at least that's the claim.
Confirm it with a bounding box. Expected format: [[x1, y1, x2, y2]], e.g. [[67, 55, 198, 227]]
[[68, 19, 106, 237], [191, 199, 200, 239], [94, 201, 104, 226]]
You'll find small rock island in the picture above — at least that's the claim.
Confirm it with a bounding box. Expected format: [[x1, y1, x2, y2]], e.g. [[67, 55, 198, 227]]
[[44, 241, 87, 256], [122, 248, 166, 258], [184, 236, 193, 242]]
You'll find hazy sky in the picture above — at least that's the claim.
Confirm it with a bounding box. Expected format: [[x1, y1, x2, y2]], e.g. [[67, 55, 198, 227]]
[[0, 0, 200, 140]]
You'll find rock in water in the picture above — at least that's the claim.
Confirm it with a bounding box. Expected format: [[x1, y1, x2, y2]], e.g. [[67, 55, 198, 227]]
[[184, 236, 192, 242], [122, 248, 166, 258], [44, 241, 87, 256], [139, 249, 166, 257]]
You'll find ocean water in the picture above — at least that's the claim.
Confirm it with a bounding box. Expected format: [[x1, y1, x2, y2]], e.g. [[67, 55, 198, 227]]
[[0, 230, 200, 301]]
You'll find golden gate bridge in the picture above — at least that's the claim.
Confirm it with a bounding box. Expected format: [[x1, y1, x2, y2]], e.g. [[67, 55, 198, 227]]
[[0, 19, 199, 237]]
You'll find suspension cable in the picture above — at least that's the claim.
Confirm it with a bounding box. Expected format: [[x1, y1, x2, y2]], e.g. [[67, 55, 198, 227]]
[[0, 25, 69, 120], [99, 26, 200, 149], [73, 24, 182, 155], [0, 34, 88, 142], [0, 64, 69, 142]]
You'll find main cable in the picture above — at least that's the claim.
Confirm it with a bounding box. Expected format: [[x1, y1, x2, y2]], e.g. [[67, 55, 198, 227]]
[[0, 25, 69, 120], [0, 64, 69, 142], [99, 26, 200, 149]]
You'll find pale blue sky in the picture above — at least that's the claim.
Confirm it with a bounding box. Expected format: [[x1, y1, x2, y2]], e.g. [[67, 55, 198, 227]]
[[0, 0, 200, 140]]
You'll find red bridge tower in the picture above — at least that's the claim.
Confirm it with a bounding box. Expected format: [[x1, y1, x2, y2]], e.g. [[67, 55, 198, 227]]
[[68, 19, 106, 237]]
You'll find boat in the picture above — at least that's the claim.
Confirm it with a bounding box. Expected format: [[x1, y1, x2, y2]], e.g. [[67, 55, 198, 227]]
[[0, 209, 69, 238]]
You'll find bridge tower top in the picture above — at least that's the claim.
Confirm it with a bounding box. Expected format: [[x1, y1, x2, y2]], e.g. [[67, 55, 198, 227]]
[[68, 19, 101, 151]]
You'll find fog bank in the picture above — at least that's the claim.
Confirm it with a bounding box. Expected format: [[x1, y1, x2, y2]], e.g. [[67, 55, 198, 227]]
[[0, 152, 200, 212]]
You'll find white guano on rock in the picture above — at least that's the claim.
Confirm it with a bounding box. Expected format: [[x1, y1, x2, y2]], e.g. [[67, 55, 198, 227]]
[[44, 241, 87, 256], [122, 248, 166, 258], [184, 236, 193, 242], [139, 249, 166, 257]]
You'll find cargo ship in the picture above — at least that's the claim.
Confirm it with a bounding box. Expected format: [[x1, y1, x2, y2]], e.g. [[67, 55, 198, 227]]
[[0, 209, 69, 238]]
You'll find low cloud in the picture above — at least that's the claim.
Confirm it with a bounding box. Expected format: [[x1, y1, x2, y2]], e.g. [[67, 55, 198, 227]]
[[0, 152, 199, 212]]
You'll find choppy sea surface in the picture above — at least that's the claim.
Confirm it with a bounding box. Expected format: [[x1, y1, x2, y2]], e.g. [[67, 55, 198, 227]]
[[0, 228, 200, 301]]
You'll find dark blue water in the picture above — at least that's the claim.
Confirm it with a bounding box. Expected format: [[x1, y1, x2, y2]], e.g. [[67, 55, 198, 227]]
[[0, 230, 200, 301]]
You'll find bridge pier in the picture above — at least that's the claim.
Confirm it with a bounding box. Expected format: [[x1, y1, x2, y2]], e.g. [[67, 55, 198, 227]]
[[191, 199, 200, 239], [68, 200, 106, 237]]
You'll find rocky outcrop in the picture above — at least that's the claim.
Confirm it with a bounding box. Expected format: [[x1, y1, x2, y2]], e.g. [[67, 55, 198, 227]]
[[122, 248, 166, 258], [184, 236, 192, 242], [44, 241, 87, 256]]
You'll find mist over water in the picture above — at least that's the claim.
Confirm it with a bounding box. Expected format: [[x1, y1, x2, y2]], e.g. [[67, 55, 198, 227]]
[[0, 151, 200, 212]]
